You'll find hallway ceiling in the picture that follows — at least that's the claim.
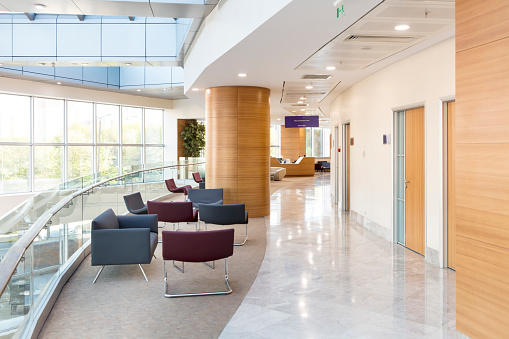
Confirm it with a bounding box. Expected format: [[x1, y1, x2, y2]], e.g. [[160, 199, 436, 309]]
[[185, 0, 455, 124]]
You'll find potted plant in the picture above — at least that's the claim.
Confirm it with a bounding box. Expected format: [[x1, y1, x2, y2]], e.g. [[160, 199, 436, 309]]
[[180, 120, 205, 157]]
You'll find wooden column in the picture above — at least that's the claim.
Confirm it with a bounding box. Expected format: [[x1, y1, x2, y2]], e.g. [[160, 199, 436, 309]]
[[205, 86, 270, 218], [456, 1, 509, 337], [280, 126, 306, 162]]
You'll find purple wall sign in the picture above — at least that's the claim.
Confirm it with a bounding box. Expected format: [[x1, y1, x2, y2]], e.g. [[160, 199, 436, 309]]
[[285, 115, 319, 128]]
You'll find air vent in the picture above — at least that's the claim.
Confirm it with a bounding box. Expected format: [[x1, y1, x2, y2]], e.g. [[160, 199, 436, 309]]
[[345, 34, 421, 43], [290, 104, 309, 107], [301, 74, 331, 80]]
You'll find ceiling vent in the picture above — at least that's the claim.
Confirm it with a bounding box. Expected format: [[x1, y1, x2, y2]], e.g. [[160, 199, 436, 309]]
[[301, 74, 331, 80], [290, 103, 309, 107], [345, 34, 421, 43]]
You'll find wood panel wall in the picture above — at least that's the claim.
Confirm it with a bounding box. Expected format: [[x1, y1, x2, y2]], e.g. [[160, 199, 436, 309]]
[[456, 1, 509, 337], [281, 126, 306, 161], [206, 86, 270, 218]]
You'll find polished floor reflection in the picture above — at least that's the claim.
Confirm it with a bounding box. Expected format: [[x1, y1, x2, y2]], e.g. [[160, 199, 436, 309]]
[[221, 175, 460, 338]]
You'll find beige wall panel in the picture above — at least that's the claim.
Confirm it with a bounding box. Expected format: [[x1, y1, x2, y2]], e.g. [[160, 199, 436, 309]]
[[456, 37, 509, 144], [456, 236, 509, 338], [456, 0, 509, 52]]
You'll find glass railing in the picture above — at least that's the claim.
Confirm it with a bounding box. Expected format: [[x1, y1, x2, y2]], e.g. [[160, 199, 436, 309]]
[[0, 159, 205, 338]]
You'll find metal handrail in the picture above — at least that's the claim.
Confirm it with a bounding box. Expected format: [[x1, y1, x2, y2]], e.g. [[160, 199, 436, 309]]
[[0, 161, 204, 296]]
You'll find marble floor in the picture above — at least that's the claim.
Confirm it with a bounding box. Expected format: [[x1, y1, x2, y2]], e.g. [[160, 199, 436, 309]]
[[220, 174, 460, 338]]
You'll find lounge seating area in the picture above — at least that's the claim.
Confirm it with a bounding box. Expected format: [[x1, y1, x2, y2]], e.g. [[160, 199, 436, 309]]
[[270, 167, 286, 181]]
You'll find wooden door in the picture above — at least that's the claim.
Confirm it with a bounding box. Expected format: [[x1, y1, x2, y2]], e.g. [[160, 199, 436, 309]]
[[346, 124, 350, 211], [447, 101, 456, 269], [405, 107, 425, 255]]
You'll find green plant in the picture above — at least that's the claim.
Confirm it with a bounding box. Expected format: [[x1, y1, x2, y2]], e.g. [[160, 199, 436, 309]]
[[180, 120, 205, 157]]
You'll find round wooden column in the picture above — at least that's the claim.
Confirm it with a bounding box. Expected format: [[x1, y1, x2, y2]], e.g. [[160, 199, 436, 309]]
[[205, 86, 270, 218]]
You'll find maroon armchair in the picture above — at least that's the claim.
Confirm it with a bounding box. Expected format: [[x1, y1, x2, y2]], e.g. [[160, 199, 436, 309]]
[[192, 172, 203, 183], [162, 229, 234, 298], [315, 163, 324, 172], [165, 179, 192, 198], [147, 201, 198, 231]]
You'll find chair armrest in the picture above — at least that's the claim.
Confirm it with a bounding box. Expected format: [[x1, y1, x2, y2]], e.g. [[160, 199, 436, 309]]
[[118, 214, 158, 233], [91, 228, 152, 265]]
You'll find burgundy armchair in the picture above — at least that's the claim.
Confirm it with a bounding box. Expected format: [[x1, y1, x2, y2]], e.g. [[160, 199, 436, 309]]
[[192, 172, 205, 189], [162, 229, 234, 297], [147, 201, 198, 231], [165, 178, 192, 198]]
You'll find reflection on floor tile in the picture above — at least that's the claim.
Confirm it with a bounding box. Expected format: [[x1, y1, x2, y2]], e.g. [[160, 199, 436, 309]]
[[221, 175, 460, 338]]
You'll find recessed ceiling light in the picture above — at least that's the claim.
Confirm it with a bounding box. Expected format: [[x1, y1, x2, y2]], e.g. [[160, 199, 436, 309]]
[[301, 109, 305, 111], [277, 118, 281, 121], [163, 88, 167, 91], [306, 85, 313, 89], [82, 62, 88, 66], [292, 111, 296, 113], [300, 96, 305, 100], [125, 62, 132, 66], [137, 89, 141, 92], [395, 24, 410, 31], [298, 101, 303, 104], [34, 3, 46, 9], [305, 112, 310, 115], [326, 66, 336, 70], [0, 63, 2, 66], [238, 73, 247, 77], [191, 88, 199, 91], [56, 81, 62, 85]]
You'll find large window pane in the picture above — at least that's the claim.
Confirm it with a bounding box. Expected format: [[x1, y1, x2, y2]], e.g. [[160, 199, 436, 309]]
[[0, 146, 30, 193], [96, 104, 119, 143], [34, 98, 64, 143], [306, 128, 312, 156], [145, 146, 163, 167], [0, 94, 31, 143], [122, 146, 142, 173], [145, 109, 163, 144], [68, 146, 93, 180], [68, 101, 93, 144], [313, 128, 323, 157], [270, 125, 280, 158], [97, 146, 119, 178], [122, 106, 142, 144], [34, 146, 64, 191]]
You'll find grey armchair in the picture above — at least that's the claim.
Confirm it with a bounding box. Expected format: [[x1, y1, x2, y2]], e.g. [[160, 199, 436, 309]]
[[198, 203, 249, 246], [187, 188, 223, 209], [91, 209, 158, 283], [123, 192, 148, 214]]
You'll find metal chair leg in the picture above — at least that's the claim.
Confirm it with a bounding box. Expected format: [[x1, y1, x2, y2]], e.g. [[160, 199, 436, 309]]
[[173, 260, 184, 273], [92, 265, 105, 283], [139, 264, 148, 281], [234, 224, 248, 246]]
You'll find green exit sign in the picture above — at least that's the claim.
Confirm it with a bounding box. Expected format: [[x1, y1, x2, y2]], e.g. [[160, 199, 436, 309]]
[[337, 4, 345, 18]]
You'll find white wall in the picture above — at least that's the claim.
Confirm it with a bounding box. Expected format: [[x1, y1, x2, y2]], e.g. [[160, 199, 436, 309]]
[[329, 38, 455, 262], [163, 99, 205, 162]]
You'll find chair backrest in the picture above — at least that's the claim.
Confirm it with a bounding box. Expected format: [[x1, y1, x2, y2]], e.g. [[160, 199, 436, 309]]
[[188, 188, 223, 204], [147, 201, 195, 223], [92, 208, 119, 230], [315, 163, 322, 170], [162, 229, 234, 262], [165, 178, 177, 191], [123, 192, 145, 212], [192, 172, 202, 183], [199, 204, 246, 225]]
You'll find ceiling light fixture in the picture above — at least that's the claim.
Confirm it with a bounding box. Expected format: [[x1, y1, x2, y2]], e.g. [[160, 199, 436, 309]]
[[277, 118, 281, 121], [292, 111, 296, 113], [137, 89, 141, 92], [300, 96, 305, 100], [82, 62, 88, 66], [326, 66, 336, 70], [125, 62, 132, 66], [191, 88, 199, 91], [395, 24, 410, 31], [238, 73, 247, 77], [56, 81, 62, 85], [34, 3, 46, 9], [298, 101, 303, 104], [306, 85, 313, 89], [163, 88, 167, 91], [301, 109, 305, 111]]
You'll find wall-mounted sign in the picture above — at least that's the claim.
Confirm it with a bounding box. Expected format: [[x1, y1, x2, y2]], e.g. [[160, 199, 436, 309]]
[[334, 0, 346, 19], [285, 116, 319, 128]]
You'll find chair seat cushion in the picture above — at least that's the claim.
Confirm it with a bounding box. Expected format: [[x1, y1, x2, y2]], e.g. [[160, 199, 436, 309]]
[[131, 205, 148, 214]]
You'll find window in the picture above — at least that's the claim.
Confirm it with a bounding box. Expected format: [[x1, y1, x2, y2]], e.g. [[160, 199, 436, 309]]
[[0, 91, 167, 194], [269, 125, 281, 158], [34, 98, 65, 143], [306, 127, 330, 158]]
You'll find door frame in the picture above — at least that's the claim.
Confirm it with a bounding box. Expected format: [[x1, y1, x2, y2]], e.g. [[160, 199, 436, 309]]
[[393, 110, 404, 244], [334, 124, 340, 204], [442, 97, 455, 269], [341, 121, 350, 211]]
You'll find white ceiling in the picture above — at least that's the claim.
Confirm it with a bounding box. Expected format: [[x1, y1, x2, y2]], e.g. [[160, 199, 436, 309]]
[[184, 0, 455, 125]]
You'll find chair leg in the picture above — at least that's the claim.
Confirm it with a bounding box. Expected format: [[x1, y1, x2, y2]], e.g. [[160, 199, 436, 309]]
[[164, 259, 232, 298], [173, 261, 184, 273], [139, 264, 148, 282], [234, 224, 248, 246], [203, 261, 215, 269], [92, 265, 105, 284]]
